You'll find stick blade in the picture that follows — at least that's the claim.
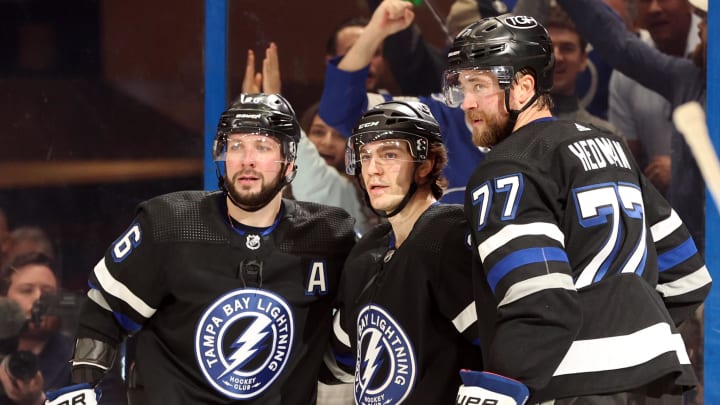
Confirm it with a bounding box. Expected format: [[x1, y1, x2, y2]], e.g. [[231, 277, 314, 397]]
[[673, 101, 720, 211]]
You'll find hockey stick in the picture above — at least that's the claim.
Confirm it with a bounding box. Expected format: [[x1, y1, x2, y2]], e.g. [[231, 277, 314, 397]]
[[672, 101, 720, 211]]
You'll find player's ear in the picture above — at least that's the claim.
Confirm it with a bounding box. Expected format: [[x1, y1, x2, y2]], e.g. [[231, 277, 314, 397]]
[[284, 162, 296, 177], [518, 74, 535, 102], [416, 159, 433, 180], [510, 73, 536, 109]]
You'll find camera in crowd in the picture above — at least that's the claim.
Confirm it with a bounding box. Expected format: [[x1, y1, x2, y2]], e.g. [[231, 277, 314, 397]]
[[0, 291, 84, 390]]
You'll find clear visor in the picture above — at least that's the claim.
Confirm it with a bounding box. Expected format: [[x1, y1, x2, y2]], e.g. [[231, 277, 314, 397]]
[[214, 132, 288, 164], [345, 139, 420, 175], [441, 66, 514, 107]]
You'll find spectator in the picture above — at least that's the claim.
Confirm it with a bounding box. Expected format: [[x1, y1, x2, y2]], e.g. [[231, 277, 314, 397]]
[[546, 5, 621, 134], [325, 17, 394, 93], [608, 0, 700, 195], [301, 102, 347, 174], [364, 0, 481, 96], [319, 0, 484, 204], [366, 0, 544, 97], [0, 252, 72, 405], [296, 102, 381, 234], [6, 227, 55, 262]]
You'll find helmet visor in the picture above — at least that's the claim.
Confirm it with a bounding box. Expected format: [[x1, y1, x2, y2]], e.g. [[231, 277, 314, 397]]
[[345, 135, 427, 175], [214, 132, 289, 165], [346, 139, 422, 176], [442, 65, 514, 107]]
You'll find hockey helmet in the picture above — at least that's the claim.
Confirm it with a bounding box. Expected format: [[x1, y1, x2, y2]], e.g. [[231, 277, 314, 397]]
[[346, 100, 442, 176], [213, 93, 300, 210], [442, 14, 554, 107], [214, 93, 300, 164]]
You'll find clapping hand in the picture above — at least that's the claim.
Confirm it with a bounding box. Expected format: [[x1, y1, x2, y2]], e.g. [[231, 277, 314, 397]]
[[242, 42, 281, 94]]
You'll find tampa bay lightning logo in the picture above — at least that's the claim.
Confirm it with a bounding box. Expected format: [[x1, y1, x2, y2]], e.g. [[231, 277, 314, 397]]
[[355, 305, 416, 405], [195, 289, 294, 400]]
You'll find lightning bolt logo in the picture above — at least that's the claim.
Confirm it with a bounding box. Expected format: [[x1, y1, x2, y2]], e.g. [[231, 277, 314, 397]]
[[354, 305, 416, 404], [359, 330, 385, 398], [195, 289, 295, 399], [218, 315, 272, 379]]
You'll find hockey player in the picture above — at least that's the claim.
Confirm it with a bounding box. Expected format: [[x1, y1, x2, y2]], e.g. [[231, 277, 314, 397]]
[[326, 100, 483, 404], [45, 93, 356, 405], [442, 15, 712, 404]]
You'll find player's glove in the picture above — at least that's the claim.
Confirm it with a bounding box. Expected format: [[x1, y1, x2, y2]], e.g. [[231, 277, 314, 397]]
[[456, 370, 529, 405], [45, 383, 101, 405]]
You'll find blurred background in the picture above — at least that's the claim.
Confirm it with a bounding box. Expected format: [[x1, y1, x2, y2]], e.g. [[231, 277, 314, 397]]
[[0, 0, 455, 290]]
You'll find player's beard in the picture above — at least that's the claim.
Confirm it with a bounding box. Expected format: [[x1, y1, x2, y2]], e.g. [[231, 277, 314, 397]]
[[225, 168, 284, 210], [469, 110, 514, 149]]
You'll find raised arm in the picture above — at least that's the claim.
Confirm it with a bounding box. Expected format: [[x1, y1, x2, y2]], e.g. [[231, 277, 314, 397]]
[[366, 0, 444, 95], [554, 0, 700, 105], [338, 0, 414, 72], [319, 0, 414, 136]]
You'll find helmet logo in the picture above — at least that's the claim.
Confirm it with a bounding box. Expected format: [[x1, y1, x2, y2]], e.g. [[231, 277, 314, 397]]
[[504, 15, 538, 29], [358, 121, 380, 130], [239, 94, 268, 105], [235, 113, 262, 119]]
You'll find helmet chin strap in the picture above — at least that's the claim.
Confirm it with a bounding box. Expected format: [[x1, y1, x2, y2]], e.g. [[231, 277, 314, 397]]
[[504, 88, 539, 130]]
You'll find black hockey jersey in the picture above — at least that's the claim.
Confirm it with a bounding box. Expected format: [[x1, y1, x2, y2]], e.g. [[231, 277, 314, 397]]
[[329, 204, 483, 404], [464, 120, 712, 402], [76, 191, 356, 404]]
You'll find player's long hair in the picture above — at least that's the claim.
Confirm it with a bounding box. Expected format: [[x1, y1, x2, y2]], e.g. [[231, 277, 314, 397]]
[[426, 142, 449, 200]]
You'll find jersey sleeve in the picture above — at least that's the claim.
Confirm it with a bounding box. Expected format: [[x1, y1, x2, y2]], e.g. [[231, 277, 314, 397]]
[[321, 309, 355, 384], [323, 274, 355, 384], [77, 206, 168, 343], [465, 160, 582, 392], [318, 57, 393, 137], [430, 214, 480, 345], [642, 176, 712, 325]]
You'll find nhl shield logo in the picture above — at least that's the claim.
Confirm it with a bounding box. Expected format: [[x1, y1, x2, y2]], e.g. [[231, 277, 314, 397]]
[[246, 234, 261, 250], [355, 305, 417, 404], [195, 289, 294, 400]]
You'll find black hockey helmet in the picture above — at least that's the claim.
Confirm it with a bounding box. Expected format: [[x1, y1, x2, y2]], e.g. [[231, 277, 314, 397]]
[[346, 100, 442, 176], [214, 93, 300, 210], [442, 14, 554, 107], [214, 93, 301, 163], [346, 100, 444, 218]]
